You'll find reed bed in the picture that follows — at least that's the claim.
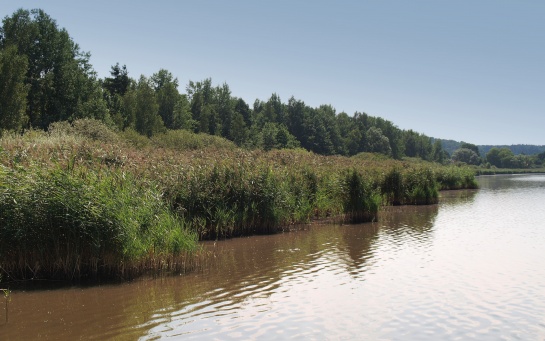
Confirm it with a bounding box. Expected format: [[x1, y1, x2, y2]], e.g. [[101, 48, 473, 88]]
[[0, 162, 198, 282], [0, 120, 478, 282]]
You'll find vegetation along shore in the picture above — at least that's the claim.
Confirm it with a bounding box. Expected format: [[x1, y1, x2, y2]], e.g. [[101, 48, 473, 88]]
[[3, 8, 539, 285], [0, 120, 478, 283]]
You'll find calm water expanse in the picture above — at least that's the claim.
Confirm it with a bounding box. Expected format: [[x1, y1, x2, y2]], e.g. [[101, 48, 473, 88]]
[[1, 174, 545, 340]]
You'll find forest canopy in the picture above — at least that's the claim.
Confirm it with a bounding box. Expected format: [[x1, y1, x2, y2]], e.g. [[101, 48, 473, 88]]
[[0, 8, 507, 164]]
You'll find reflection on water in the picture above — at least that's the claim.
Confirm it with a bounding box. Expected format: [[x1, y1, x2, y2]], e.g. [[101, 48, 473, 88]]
[[1, 175, 545, 340]]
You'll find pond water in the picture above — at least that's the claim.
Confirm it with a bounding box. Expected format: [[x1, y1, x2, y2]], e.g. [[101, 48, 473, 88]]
[[1, 174, 545, 340]]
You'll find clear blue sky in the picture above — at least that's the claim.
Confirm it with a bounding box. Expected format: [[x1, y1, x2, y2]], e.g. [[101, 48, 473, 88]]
[[2, 1, 544, 145]]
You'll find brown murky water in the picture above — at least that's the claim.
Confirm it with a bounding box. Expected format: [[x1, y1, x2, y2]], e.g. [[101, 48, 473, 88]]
[[1, 174, 545, 340]]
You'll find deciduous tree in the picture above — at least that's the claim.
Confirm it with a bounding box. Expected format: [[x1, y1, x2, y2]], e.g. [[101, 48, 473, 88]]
[[1, 9, 106, 128], [0, 45, 28, 133]]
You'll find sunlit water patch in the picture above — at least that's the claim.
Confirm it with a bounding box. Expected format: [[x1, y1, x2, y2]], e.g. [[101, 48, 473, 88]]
[[2, 175, 545, 340]]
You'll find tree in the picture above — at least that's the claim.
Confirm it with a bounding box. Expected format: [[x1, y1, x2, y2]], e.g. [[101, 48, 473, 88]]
[[302, 108, 334, 155], [234, 97, 252, 127], [365, 127, 392, 156], [103, 63, 130, 128], [134, 75, 163, 137], [172, 94, 196, 131], [216, 83, 234, 138], [187, 78, 217, 134], [316, 105, 342, 154], [373, 117, 403, 159], [0, 45, 28, 133], [452, 148, 481, 165], [120, 81, 137, 129], [103, 63, 130, 96], [460, 142, 480, 156], [229, 112, 248, 146], [431, 139, 449, 163], [286, 96, 307, 145], [258, 122, 299, 151], [403, 130, 433, 160], [260, 122, 278, 151], [1, 8, 106, 128], [346, 128, 363, 155], [486, 147, 514, 168], [263, 93, 284, 124], [151, 69, 180, 130]]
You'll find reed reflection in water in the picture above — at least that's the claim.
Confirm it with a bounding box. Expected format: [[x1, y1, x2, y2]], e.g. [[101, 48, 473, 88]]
[[2, 175, 545, 340]]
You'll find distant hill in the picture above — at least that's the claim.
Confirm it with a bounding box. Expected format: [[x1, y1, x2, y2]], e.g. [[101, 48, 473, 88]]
[[478, 145, 545, 156], [436, 139, 545, 156]]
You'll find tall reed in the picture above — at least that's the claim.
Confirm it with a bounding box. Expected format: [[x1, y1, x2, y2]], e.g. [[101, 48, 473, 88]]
[[0, 120, 479, 282], [381, 166, 440, 205], [342, 169, 381, 223], [0, 164, 198, 281]]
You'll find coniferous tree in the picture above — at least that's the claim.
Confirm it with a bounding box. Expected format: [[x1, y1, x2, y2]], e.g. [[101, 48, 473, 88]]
[[103, 63, 130, 128]]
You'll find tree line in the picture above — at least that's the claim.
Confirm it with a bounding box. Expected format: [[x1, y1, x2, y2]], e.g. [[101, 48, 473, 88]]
[[450, 142, 545, 169], [1, 8, 448, 161]]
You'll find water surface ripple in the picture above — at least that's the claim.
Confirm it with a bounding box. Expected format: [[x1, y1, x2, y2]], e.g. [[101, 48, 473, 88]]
[[1, 174, 545, 340]]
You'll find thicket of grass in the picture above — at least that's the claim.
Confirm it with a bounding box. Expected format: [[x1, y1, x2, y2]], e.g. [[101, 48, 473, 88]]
[[0, 119, 478, 282], [0, 163, 198, 282]]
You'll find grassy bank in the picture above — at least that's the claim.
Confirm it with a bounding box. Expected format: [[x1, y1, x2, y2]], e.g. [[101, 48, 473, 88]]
[[474, 167, 545, 176], [0, 120, 478, 282]]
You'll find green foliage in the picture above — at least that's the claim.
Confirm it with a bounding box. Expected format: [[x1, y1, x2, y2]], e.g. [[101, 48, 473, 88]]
[[151, 129, 236, 151], [167, 165, 287, 238], [366, 126, 392, 156], [479, 144, 545, 156], [2, 7, 529, 168], [0, 124, 478, 281], [403, 129, 433, 160], [492, 150, 544, 169], [103, 63, 130, 128], [435, 166, 478, 190], [172, 94, 196, 131], [342, 169, 380, 223], [0, 8, 107, 128], [486, 147, 514, 168], [403, 168, 439, 205], [152, 69, 180, 130], [382, 167, 404, 205], [431, 139, 449, 163], [381, 166, 456, 205], [258, 122, 300, 151], [0, 164, 197, 281], [49, 118, 119, 143], [460, 142, 480, 156], [133, 76, 164, 137], [451, 148, 481, 165], [0, 45, 28, 133]]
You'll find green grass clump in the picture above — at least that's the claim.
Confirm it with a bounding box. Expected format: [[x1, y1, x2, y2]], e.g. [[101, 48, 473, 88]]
[[166, 164, 320, 239], [381, 166, 440, 205], [342, 169, 381, 223], [381, 167, 404, 205], [403, 168, 439, 205], [0, 164, 198, 282], [435, 166, 478, 190]]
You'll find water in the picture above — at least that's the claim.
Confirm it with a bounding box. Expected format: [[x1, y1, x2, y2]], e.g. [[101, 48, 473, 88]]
[[1, 174, 545, 340]]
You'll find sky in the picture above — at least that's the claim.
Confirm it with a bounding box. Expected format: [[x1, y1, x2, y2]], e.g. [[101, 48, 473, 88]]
[[1, 1, 544, 145]]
